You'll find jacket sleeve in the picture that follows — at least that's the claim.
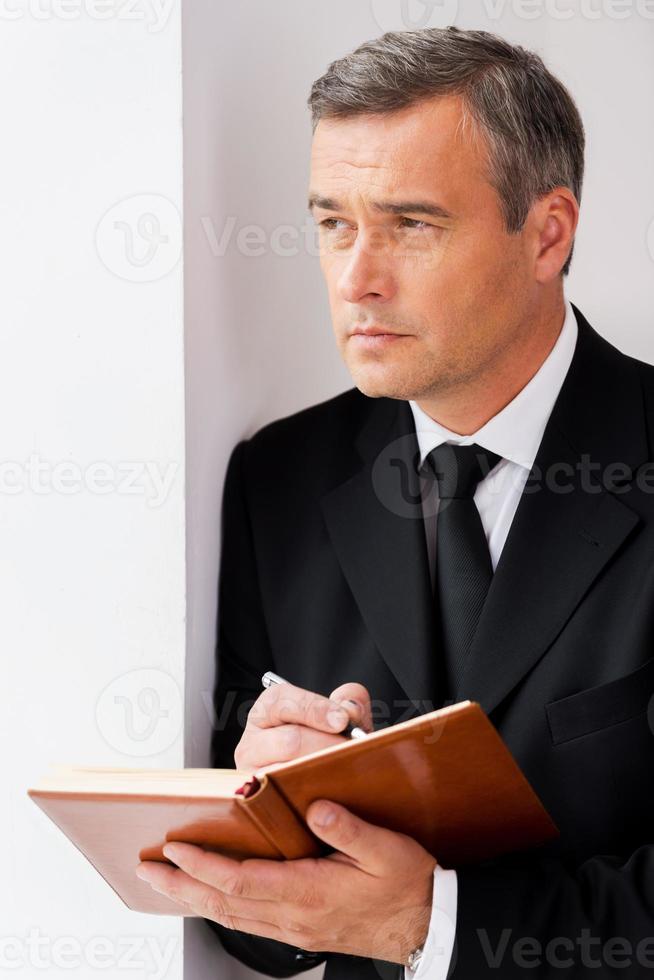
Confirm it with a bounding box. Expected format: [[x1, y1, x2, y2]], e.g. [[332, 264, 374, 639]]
[[203, 438, 327, 978], [452, 845, 654, 977]]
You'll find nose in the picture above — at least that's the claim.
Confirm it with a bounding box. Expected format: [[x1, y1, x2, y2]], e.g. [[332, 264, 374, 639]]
[[335, 232, 397, 305]]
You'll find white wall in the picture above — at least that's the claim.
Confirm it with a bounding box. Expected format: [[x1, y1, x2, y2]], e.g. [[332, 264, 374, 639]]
[[1, 5, 186, 979], [182, 4, 654, 980]]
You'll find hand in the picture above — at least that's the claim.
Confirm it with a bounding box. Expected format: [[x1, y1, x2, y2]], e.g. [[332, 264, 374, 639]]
[[136, 799, 437, 964], [233, 680, 374, 771]]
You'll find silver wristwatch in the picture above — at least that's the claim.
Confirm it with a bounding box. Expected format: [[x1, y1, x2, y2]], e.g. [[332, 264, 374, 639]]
[[406, 944, 424, 972]]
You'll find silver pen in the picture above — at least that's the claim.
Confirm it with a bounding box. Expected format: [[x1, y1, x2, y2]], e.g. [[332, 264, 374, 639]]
[[261, 670, 368, 739]]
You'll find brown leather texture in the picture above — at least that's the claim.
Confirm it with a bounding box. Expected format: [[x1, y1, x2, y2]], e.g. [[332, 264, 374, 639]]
[[28, 792, 285, 914], [264, 700, 558, 867]]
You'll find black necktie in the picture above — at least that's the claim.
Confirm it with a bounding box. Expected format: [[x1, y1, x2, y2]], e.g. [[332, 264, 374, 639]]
[[426, 443, 502, 704]]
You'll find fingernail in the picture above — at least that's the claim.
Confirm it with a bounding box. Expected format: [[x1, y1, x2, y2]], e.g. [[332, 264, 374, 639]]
[[312, 804, 336, 828], [327, 708, 348, 731], [136, 867, 152, 881]]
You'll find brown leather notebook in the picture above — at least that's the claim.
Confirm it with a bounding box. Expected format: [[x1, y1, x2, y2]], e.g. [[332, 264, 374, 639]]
[[27, 700, 557, 915]]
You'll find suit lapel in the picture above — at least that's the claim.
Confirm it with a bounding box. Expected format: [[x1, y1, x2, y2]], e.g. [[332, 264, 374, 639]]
[[320, 397, 439, 705], [458, 305, 649, 714]]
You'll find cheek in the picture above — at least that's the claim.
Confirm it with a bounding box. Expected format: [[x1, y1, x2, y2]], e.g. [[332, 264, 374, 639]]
[[421, 242, 518, 327], [322, 262, 343, 307]]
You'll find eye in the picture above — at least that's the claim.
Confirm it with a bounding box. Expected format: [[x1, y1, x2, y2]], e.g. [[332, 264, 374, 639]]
[[400, 217, 430, 229], [318, 218, 348, 230]]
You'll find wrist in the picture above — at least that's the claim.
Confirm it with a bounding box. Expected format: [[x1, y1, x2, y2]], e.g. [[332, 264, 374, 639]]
[[398, 862, 436, 966], [405, 866, 459, 979], [406, 943, 425, 972], [405, 917, 430, 969]]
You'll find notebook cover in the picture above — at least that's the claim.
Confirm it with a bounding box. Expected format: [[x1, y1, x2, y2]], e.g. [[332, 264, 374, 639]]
[[265, 700, 558, 867], [27, 791, 286, 914]]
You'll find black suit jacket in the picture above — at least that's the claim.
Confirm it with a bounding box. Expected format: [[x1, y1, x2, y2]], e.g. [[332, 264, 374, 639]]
[[207, 303, 654, 979]]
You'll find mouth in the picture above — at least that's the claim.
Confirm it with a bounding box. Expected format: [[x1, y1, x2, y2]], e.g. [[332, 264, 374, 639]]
[[348, 326, 410, 347], [349, 325, 406, 336]]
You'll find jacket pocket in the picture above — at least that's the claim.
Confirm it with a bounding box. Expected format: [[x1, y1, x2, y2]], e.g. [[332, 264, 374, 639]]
[[546, 655, 654, 745]]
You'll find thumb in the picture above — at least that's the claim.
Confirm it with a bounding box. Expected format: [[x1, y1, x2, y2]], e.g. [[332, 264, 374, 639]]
[[306, 799, 396, 871]]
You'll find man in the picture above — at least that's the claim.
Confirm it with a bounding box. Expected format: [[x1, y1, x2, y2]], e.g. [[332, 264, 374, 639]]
[[135, 27, 654, 980]]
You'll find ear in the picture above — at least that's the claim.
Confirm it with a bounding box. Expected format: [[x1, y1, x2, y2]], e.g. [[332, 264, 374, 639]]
[[531, 188, 580, 282]]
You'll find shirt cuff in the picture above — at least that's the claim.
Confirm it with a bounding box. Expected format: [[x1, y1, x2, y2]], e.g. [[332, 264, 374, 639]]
[[404, 866, 457, 980]]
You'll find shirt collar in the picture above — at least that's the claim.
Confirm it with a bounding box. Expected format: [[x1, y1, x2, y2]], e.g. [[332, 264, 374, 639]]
[[408, 298, 578, 471]]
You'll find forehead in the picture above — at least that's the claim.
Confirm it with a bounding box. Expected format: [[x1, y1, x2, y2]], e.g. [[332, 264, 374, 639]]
[[309, 94, 487, 200]]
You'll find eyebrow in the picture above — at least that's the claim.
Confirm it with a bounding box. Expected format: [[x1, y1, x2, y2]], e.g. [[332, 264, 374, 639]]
[[307, 194, 454, 221]]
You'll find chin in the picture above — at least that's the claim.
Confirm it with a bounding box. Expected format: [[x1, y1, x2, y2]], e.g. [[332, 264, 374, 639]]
[[347, 363, 416, 400]]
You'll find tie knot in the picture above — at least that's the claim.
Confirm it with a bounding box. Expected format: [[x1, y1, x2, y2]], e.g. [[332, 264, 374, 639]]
[[426, 443, 502, 499]]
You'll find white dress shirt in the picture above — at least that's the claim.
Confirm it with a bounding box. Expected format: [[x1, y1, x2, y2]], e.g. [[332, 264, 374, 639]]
[[404, 298, 578, 980]]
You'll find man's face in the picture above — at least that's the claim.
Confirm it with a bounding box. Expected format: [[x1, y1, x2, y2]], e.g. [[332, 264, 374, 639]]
[[308, 95, 536, 402]]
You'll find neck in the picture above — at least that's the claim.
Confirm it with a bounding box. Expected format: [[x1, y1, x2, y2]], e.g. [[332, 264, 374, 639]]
[[415, 296, 567, 435]]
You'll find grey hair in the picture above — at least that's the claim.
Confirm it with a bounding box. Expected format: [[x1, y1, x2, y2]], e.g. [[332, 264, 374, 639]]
[[308, 27, 584, 276]]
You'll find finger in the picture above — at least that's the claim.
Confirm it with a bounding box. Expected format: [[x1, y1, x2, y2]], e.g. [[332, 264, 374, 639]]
[[160, 843, 321, 906], [203, 913, 291, 945], [246, 682, 350, 734], [235, 724, 345, 770], [329, 683, 374, 733], [135, 859, 281, 926], [305, 800, 406, 873]]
